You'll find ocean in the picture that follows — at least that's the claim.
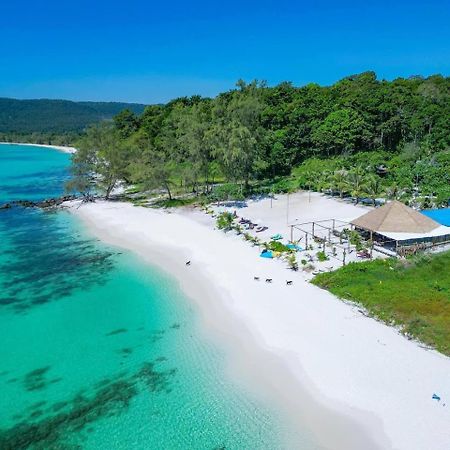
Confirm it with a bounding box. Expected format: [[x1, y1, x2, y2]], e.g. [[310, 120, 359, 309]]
[[0, 144, 308, 449]]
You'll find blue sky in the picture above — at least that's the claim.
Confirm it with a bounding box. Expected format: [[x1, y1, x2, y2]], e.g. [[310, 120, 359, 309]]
[[0, 0, 448, 103]]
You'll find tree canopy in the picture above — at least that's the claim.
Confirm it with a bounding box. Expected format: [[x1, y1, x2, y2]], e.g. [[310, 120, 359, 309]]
[[69, 73, 449, 207]]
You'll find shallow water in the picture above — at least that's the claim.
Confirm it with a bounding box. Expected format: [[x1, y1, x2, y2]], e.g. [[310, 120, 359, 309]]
[[0, 144, 312, 449]]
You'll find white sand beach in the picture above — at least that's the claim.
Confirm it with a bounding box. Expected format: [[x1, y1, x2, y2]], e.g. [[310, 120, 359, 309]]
[[69, 193, 450, 450], [0, 142, 76, 154]]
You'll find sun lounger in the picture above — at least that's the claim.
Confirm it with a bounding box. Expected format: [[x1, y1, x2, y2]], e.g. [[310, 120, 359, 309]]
[[271, 233, 283, 240]]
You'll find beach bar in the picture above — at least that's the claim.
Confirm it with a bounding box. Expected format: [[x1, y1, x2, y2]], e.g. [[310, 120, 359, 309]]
[[351, 201, 450, 255]]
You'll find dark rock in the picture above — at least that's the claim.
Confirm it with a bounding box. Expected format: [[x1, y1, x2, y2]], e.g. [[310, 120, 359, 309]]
[[1, 195, 78, 211]]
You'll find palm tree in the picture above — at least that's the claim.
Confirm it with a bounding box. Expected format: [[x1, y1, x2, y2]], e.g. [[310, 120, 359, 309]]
[[386, 183, 400, 200], [303, 171, 319, 202], [318, 170, 333, 193], [365, 175, 384, 206], [346, 167, 367, 204], [333, 169, 348, 198]]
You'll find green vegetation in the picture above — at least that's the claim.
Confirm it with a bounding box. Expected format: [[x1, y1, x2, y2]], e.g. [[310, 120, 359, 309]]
[[312, 252, 450, 355], [292, 149, 450, 208], [216, 212, 235, 230], [151, 197, 201, 208], [0, 98, 146, 143], [316, 251, 329, 262], [266, 240, 293, 253], [285, 253, 299, 271], [65, 72, 449, 207]]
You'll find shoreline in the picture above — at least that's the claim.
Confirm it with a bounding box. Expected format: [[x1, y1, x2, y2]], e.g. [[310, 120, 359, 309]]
[[0, 142, 76, 154], [69, 199, 450, 450]]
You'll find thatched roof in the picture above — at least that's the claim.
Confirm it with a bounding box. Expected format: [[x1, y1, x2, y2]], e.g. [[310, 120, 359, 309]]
[[351, 201, 440, 234]]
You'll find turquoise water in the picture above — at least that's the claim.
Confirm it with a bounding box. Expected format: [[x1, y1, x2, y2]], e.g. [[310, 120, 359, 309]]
[[421, 208, 450, 226], [0, 144, 70, 202], [0, 144, 308, 449]]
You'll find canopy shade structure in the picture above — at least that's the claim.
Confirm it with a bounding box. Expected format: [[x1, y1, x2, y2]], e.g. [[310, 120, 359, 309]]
[[351, 201, 440, 234]]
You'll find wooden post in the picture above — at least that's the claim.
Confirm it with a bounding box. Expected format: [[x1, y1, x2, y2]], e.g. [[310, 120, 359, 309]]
[[286, 192, 290, 224], [343, 248, 346, 266], [305, 233, 308, 249], [312, 222, 315, 237], [290, 226, 293, 242]]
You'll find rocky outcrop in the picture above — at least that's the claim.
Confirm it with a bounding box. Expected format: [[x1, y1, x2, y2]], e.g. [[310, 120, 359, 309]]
[[0, 195, 77, 211]]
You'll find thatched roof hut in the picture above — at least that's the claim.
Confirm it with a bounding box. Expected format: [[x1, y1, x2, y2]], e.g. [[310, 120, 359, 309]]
[[351, 200, 440, 234]]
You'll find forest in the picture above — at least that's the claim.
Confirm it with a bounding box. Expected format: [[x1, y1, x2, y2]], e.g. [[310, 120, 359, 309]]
[[0, 98, 146, 134], [67, 72, 449, 208]]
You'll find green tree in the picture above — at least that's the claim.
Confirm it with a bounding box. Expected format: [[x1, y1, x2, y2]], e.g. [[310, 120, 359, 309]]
[[129, 145, 176, 200], [312, 108, 369, 155], [210, 80, 266, 189], [365, 175, 384, 206], [76, 123, 130, 199], [333, 169, 349, 198], [176, 100, 214, 194], [346, 167, 367, 204], [113, 109, 140, 138]]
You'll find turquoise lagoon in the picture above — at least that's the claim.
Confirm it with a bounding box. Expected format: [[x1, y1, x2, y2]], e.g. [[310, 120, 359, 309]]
[[0, 144, 310, 449]]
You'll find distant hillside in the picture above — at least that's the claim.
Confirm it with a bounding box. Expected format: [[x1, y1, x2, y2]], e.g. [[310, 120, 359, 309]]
[[0, 98, 147, 133]]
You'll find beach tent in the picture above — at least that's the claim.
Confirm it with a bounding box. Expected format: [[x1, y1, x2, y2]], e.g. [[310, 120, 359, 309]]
[[287, 243, 303, 251], [351, 200, 440, 234], [260, 249, 273, 258]]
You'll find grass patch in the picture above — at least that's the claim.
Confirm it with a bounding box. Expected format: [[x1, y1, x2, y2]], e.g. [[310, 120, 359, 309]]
[[151, 197, 203, 208], [312, 251, 450, 355]]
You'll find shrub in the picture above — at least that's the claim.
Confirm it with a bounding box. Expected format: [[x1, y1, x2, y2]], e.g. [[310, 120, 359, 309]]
[[316, 251, 329, 262], [266, 240, 293, 253], [216, 212, 234, 230], [345, 229, 364, 251], [303, 263, 315, 272], [233, 224, 244, 235], [285, 253, 299, 271]]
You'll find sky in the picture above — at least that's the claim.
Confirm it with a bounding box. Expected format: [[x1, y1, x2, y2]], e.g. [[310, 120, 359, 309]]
[[0, 0, 449, 103]]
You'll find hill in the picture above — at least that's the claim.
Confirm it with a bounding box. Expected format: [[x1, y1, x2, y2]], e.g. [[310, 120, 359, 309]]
[[0, 98, 147, 133]]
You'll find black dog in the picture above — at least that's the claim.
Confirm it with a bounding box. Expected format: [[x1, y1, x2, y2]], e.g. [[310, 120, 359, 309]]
[[286, 280, 293, 285], [265, 278, 273, 283], [254, 276, 260, 281], [185, 261, 191, 266]]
